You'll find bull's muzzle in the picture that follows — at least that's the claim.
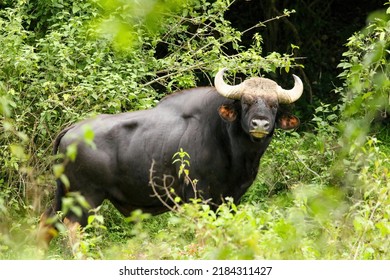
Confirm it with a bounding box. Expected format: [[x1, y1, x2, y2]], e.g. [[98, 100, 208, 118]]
[[249, 119, 270, 139]]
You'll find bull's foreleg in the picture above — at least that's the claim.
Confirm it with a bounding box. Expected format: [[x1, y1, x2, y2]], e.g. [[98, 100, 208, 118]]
[[37, 211, 58, 251], [63, 218, 83, 258], [37, 213, 83, 259]]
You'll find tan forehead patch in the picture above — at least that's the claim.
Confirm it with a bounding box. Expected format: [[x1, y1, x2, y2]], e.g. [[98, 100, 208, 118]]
[[241, 77, 279, 103]]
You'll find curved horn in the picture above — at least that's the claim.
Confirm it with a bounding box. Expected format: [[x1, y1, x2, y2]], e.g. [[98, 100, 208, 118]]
[[214, 68, 244, 100], [276, 74, 304, 104]]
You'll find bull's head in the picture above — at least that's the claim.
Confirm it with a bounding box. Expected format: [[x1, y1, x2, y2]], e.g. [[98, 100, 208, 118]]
[[214, 68, 303, 140]]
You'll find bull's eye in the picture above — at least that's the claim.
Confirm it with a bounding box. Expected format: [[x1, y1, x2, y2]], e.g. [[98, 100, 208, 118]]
[[268, 102, 278, 110], [242, 103, 250, 112]]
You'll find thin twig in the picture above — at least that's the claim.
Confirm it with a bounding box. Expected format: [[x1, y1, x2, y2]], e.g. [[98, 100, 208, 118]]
[[292, 151, 323, 183], [242, 13, 292, 35], [142, 62, 207, 87], [149, 160, 180, 212]]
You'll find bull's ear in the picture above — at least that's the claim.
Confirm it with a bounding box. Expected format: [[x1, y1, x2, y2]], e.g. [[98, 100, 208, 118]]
[[218, 104, 237, 122], [277, 114, 300, 130]]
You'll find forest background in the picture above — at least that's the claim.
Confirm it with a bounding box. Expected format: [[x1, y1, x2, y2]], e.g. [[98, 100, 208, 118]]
[[1, 0, 390, 259]]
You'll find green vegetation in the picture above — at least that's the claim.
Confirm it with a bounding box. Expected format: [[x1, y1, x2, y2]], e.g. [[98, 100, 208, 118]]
[[1, 0, 390, 259]]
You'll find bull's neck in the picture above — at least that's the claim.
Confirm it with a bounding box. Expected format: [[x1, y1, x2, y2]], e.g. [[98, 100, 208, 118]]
[[219, 120, 273, 202], [225, 119, 273, 160]]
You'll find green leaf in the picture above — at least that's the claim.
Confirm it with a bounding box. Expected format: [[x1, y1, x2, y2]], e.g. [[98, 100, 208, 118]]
[[88, 215, 95, 225], [71, 205, 83, 218], [66, 143, 78, 162], [76, 194, 91, 209], [60, 174, 70, 189], [82, 125, 96, 149], [53, 164, 65, 178], [72, 3, 81, 14], [9, 144, 28, 160], [285, 63, 290, 73]]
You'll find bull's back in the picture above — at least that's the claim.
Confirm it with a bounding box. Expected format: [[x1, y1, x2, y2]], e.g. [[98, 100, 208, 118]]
[[57, 109, 191, 208]]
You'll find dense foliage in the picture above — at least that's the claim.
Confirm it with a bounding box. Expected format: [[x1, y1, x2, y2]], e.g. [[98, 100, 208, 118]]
[[1, 0, 389, 259]]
